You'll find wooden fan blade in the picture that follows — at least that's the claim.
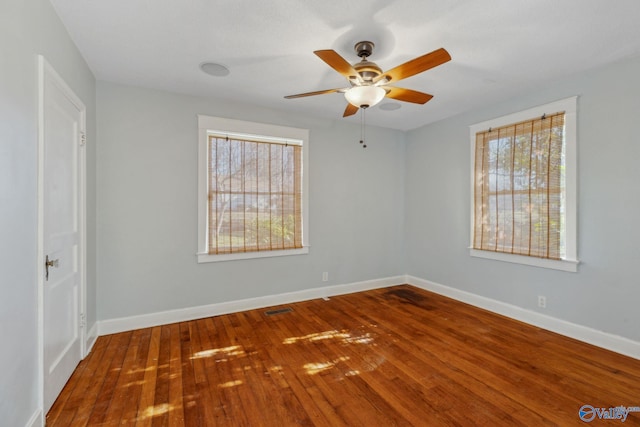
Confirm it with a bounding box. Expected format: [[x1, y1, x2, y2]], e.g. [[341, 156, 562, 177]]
[[384, 87, 434, 104], [343, 103, 359, 117], [377, 48, 451, 83], [314, 50, 360, 80], [284, 88, 342, 99]]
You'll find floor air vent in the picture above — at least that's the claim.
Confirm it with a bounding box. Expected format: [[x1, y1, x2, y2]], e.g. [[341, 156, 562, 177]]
[[265, 307, 293, 316]]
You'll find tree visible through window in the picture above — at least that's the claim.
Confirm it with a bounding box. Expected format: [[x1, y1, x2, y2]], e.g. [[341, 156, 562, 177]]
[[473, 112, 565, 260], [207, 134, 302, 255]]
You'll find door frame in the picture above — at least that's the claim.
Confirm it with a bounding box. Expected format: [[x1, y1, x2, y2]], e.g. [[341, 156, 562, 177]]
[[37, 55, 88, 415]]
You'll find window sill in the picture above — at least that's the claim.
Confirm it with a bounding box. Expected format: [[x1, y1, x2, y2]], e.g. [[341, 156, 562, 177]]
[[197, 247, 309, 263], [469, 248, 579, 272]]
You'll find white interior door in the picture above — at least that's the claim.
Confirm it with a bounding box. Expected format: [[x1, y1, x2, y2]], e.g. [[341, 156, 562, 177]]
[[39, 56, 86, 414]]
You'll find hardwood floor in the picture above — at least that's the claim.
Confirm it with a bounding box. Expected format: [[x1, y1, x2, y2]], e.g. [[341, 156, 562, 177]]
[[47, 285, 640, 426]]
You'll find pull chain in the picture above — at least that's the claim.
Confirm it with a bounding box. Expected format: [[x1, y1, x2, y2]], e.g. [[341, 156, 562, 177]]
[[359, 107, 367, 148]]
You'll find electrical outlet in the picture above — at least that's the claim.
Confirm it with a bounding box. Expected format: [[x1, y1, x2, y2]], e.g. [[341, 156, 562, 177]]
[[538, 295, 546, 309], [322, 272, 329, 282]]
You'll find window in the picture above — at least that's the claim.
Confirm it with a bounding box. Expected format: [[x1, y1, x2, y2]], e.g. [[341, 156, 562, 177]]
[[197, 116, 309, 262], [469, 97, 578, 272]]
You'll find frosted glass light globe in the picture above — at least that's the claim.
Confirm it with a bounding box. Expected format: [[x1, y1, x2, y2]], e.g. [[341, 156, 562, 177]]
[[344, 86, 385, 108]]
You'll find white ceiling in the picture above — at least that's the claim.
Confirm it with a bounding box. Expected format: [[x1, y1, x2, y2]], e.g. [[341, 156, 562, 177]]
[[49, 0, 640, 131]]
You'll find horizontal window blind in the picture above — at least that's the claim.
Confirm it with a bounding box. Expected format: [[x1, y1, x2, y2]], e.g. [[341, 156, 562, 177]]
[[208, 135, 302, 254], [473, 112, 565, 259]]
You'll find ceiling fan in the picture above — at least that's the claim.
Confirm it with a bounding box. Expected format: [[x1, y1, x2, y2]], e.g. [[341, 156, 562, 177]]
[[284, 41, 451, 117]]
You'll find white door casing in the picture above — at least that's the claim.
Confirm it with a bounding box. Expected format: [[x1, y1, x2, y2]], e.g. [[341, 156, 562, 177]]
[[38, 56, 87, 414]]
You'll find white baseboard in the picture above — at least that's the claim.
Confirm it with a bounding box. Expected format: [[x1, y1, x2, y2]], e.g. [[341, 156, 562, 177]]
[[96, 274, 640, 360], [98, 276, 405, 336], [406, 275, 640, 360], [25, 409, 42, 427]]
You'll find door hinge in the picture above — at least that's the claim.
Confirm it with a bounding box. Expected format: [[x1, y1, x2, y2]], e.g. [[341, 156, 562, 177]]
[[80, 313, 86, 328], [80, 132, 86, 146]]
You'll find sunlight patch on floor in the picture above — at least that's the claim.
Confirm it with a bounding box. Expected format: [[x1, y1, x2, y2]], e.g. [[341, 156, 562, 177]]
[[124, 379, 146, 388], [135, 403, 174, 421], [218, 380, 243, 388], [304, 356, 350, 375], [192, 345, 246, 360], [125, 365, 158, 376], [342, 332, 374, 345], [283, 329, 374, 345]]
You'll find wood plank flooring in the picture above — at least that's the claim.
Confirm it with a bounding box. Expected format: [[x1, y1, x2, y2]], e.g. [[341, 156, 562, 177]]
[[47, 285, 640, 426]]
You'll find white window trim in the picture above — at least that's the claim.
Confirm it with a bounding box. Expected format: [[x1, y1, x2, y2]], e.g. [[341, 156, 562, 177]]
[[197, 115, 309, 263], [468, 96, 578, 272]]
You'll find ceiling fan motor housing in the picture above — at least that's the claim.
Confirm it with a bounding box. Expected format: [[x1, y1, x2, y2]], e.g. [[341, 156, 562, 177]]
[[353, 41, 381, 82], [354, 60, 382, 82]]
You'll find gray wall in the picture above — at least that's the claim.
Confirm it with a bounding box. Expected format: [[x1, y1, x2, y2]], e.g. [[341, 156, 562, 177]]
[[0, 0, 96, 425], [96, 82, 405, 320], [97, 55, 640, 343], [405, 54, 640, 342]]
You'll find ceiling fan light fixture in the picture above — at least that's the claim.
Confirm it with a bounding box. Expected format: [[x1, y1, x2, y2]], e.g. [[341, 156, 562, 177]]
[[344, 86, 385, 108]]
